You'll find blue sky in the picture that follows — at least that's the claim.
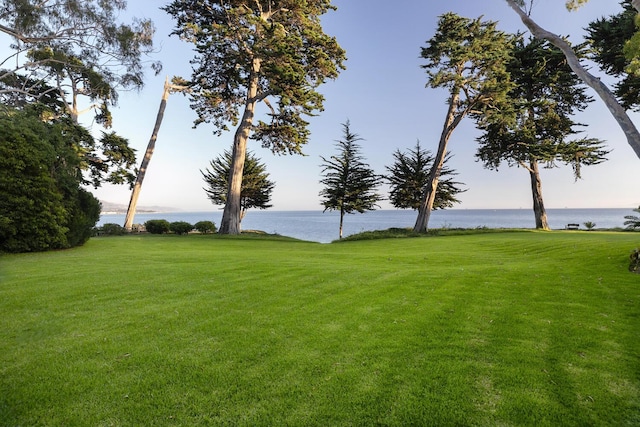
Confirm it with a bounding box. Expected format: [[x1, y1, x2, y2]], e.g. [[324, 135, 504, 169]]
[[87, 0, 638, 211]]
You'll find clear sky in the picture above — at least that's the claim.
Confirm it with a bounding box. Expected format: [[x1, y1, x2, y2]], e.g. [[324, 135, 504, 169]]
[[87, 0, 637, 212]]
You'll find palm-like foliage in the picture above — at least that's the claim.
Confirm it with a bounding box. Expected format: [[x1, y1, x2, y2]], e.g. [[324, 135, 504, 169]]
[[624, 206, 640, 230]]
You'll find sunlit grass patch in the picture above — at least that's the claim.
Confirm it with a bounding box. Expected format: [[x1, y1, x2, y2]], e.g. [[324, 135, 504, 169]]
[[1, 231, 639, 425]]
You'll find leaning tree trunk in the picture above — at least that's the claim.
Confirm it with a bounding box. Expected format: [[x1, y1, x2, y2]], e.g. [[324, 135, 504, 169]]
[[124, 77, 172, 231], [414, 91, 464, 233], [338, 207, 345, 239], [528, 160, 550, 230], [505, 0, 640, 159], [219, 60, 261, 235]]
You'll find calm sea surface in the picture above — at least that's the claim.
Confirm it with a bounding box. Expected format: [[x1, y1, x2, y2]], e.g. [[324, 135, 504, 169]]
[[99, 208, 632, 243]]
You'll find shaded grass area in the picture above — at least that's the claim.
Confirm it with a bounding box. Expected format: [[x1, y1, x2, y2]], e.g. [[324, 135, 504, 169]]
[[1, 232, 639, 425]]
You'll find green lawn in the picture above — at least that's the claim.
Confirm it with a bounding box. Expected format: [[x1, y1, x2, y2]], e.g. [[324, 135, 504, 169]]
[[1, 231, 639, 426]]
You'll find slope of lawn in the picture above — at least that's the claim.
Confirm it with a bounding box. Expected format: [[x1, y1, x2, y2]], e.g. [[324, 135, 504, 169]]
[[1, 231, 639, 426]]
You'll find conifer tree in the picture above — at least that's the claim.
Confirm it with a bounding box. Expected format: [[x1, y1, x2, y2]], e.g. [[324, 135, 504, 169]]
[[386, 141, 464, 211], [319, 121, 382, 239], [476, 37, 608, 230], [202, 150, 275, 227], [164, 0, 346, 234], [414, 13, 513, 232]]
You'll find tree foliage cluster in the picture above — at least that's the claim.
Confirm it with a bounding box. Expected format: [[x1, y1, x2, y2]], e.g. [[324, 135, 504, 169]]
[[319, 121, 466, 238], [0, 108, 102, 252], [202, 150, 275, 224], [164, 0, 346, 234], [586, 1, 640, 111], [0, 1, 161, 251], [0, 0, 161, 124], [0, 104, 139, 252]]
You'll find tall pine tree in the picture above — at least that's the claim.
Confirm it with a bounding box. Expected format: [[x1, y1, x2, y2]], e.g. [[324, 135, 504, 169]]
[[414, 13, 513, 232], [164, 0, 346, 234], [319, 121, 382, 239], [476, 37, 608, 229]]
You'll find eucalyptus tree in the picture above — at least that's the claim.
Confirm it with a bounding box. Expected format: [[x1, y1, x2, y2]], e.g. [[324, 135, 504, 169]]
[[163, 0, 346, 235], [0, 0, 161, 125], [475, 38, 609, 230], [319, 121, 382, 239], [413, 13, 513, 233], [506, 0, 640, 159], [124, 77, 188, 231], [202, 149, 275, 227], [586, 1, 640, 111], [386, 141, 464, 211]]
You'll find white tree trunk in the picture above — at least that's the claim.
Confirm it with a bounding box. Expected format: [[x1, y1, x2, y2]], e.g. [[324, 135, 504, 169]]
[[413, 92, 461, 233], [124, 77, 187, 230], [219, 59, 261, 235], [505, 0, 640, 159], [123, 77, 171, 231]]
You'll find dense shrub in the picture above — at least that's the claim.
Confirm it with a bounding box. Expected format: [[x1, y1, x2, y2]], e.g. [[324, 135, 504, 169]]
[[170, 221, 194, 235], [194, 220, 217, 234], [145, 219, 170, 234], [1, 111, 77, 252], [100, 223, 126, 236], [65, 189, 101, 246]]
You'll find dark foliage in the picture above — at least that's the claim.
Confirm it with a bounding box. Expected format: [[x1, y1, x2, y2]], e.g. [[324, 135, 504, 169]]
[[170, 221, 194, 235], [145, 219, 171, 234], [194, 220, 217, 234], [0, 108, 101, 252], [386, 142, 465, 211], [319, 121, 382, 238], [586, 1, 640, 111], [99, 223, 126, 236], [202, 150, 275, 221]]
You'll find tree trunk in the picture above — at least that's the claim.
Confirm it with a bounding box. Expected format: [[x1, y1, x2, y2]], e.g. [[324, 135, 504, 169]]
[[505, 0, 640, 159], [219, 59, 261, 235], [124, 77, 171, 231], [528, 160, 550, 230], [339, 207, 345, 239], [413, 91, 461, 233]]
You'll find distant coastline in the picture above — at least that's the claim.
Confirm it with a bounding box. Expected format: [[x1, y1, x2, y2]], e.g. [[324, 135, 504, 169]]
[[99, 200, 177, 215], [99, 208, 632, 243]]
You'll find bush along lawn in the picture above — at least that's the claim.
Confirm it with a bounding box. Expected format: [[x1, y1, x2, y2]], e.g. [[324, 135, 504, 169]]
[[0, 231, 639, 426]]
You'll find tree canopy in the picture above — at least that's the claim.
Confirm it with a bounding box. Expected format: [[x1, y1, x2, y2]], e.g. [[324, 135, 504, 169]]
[[0, 0, 161, 125], [413, 12, 513, 232], [0, 108, 101, 252], [164, 0, 346, 234], [586, 1, 640, 111], [476, 37, 608, 229], [506, 0, 640, 159]]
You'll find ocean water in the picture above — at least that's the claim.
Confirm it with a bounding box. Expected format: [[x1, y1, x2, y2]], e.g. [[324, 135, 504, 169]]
[[99, 208, 633, 244]]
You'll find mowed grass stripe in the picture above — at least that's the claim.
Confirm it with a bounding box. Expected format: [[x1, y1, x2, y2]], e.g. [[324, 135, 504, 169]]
[[1, 232, 639, 426]]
